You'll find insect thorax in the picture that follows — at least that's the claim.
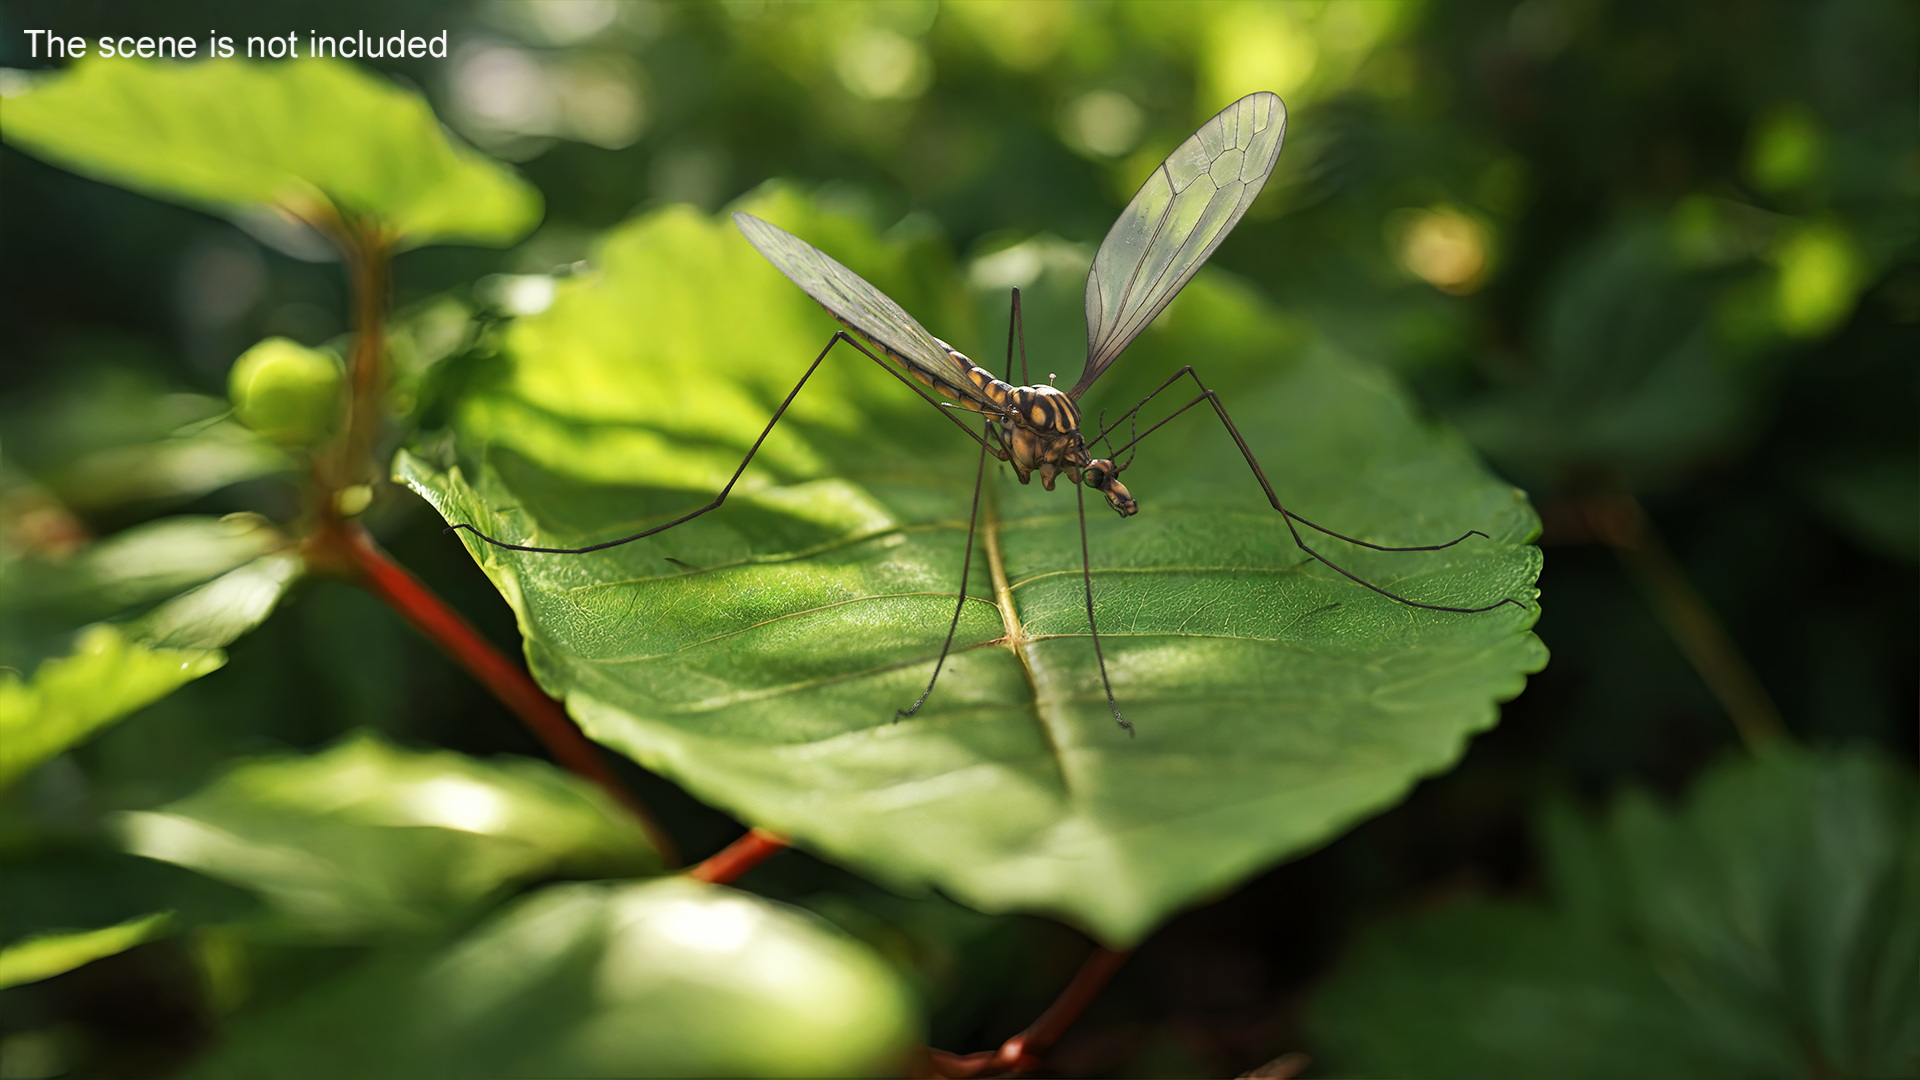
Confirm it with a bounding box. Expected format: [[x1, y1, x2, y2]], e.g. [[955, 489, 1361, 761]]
[[996, 384, 1090, 490], [903, 347, 1135, 515]]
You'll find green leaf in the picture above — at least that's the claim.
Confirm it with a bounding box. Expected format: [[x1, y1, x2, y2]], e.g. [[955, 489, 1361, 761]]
[[119, 732, 663, 939], [400, 189, 1544, 945], [125, 552, 301, 651], [1, 58, 540, 249], [0, 366, 289, 513], [1307, 745, 1920, 1079], [0, 839, 260, 953], [0, 625, 223, 792], [187, 879, 921, 1079], [1452, 219, 1776, 489], [0, 912, 171, 991], [1804, 455, 1919, 563], [1307, 902, 1739, 1079], [46, 419, 291, 512], [0, 501, 298, 792], [0, 514, 284, 651]]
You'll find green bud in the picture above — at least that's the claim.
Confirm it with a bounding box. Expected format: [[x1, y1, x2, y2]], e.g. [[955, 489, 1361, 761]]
[[229, 338, 344, 447]]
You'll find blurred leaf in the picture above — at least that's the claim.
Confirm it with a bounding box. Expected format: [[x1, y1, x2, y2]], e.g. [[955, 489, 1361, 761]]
[[0, 911, 170, 991], [1804, 458, 1918, 563], [47, 420, 289, 511], [0, 514, 284, 626], [119, 732, 663, 940], [0, 625, 223, 792], [0, 366, 289, 512], [401, 190, 1544, 945], [1, 58, 540, 249], [126, 552, 301, 651], [187, 879, 921, 1079], [0, 836, 260, 947], [1308, 744, 1920, 1079], [1455, 220, 1775, 489], [0, 496, 298, 792], [1307, 902, 1739, 1079]]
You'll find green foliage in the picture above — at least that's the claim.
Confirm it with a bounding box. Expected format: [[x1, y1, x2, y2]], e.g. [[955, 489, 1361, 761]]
[[188, 879, 921, 1079], [403, 190, 1545, 945], [0, 368, 288, 513], [1454, 218, 1780, 490], [0, 506, 299, 791], [6, 515, 284, 616], [0, 911, 172, 991], [3, 1, 1910, 1073], [1308, 744, 1920, 1078], [120, 732, 663, 939], [0, 58, 541, 248], [228, 338, 344, 447], [0, 625, 223, 792], [124, 552, 301, 651]]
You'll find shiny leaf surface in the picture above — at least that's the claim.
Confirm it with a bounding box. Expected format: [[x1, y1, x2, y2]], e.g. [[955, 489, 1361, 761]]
[[0, 912, 172, 991], [120, 732, 663, 939], [1, 58, 540, 249], [188, 879, 920, 1079]]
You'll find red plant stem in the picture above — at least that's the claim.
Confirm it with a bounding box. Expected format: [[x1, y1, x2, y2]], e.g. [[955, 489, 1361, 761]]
[[327, 520, 682, 865], [686, 828, 790, 884], [928, 946, 1131, 1078], [291, 209, 680, 866]]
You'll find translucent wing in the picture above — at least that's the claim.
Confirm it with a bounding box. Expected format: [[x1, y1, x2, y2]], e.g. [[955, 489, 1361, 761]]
[[734, 213, 996, 407], [1072, 92, 1287, 401]]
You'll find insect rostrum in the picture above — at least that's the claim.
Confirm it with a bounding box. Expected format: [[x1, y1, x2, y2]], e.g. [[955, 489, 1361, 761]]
[[449, 91, 1522, 732]]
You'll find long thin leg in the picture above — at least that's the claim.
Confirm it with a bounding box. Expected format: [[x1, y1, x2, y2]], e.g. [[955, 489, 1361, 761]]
[[895, 436, 990, 721], [898, 288, 1026, 718], [1078, 484, 1131, 734], [1099, 367, 1524, 615], [1097, 367, 1489, 553], [449, 331, 1007, 554]]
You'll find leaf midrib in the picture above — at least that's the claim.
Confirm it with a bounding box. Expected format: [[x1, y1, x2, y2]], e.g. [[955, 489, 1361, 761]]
[[983, 492, 1081, 797]]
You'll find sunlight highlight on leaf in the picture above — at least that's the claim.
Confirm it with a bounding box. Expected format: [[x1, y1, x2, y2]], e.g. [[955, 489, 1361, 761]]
[[1, 59, 541, 249], [402, 191, 1544, 945]]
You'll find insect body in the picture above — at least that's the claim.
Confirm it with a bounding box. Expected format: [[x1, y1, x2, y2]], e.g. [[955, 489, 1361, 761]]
[[450, 91, 1519, 733], [729, 215, 1137, 514]]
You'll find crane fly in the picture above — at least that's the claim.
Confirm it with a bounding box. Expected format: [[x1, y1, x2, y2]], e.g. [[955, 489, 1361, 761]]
[[449, 91, 1523, 734]]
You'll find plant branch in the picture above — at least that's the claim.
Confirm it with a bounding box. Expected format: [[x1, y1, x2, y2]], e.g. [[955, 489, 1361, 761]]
[[928, 946, 1131, 1078], [288, 208, 679, 866], [303, 212, 392, 497], [307, 517, 681, 866], [1578, 491, 1786, 749], [686, 828, 789, 884]]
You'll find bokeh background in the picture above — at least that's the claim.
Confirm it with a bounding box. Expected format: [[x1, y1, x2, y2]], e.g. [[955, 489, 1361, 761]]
[[2, 1, 1914, 1076]]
